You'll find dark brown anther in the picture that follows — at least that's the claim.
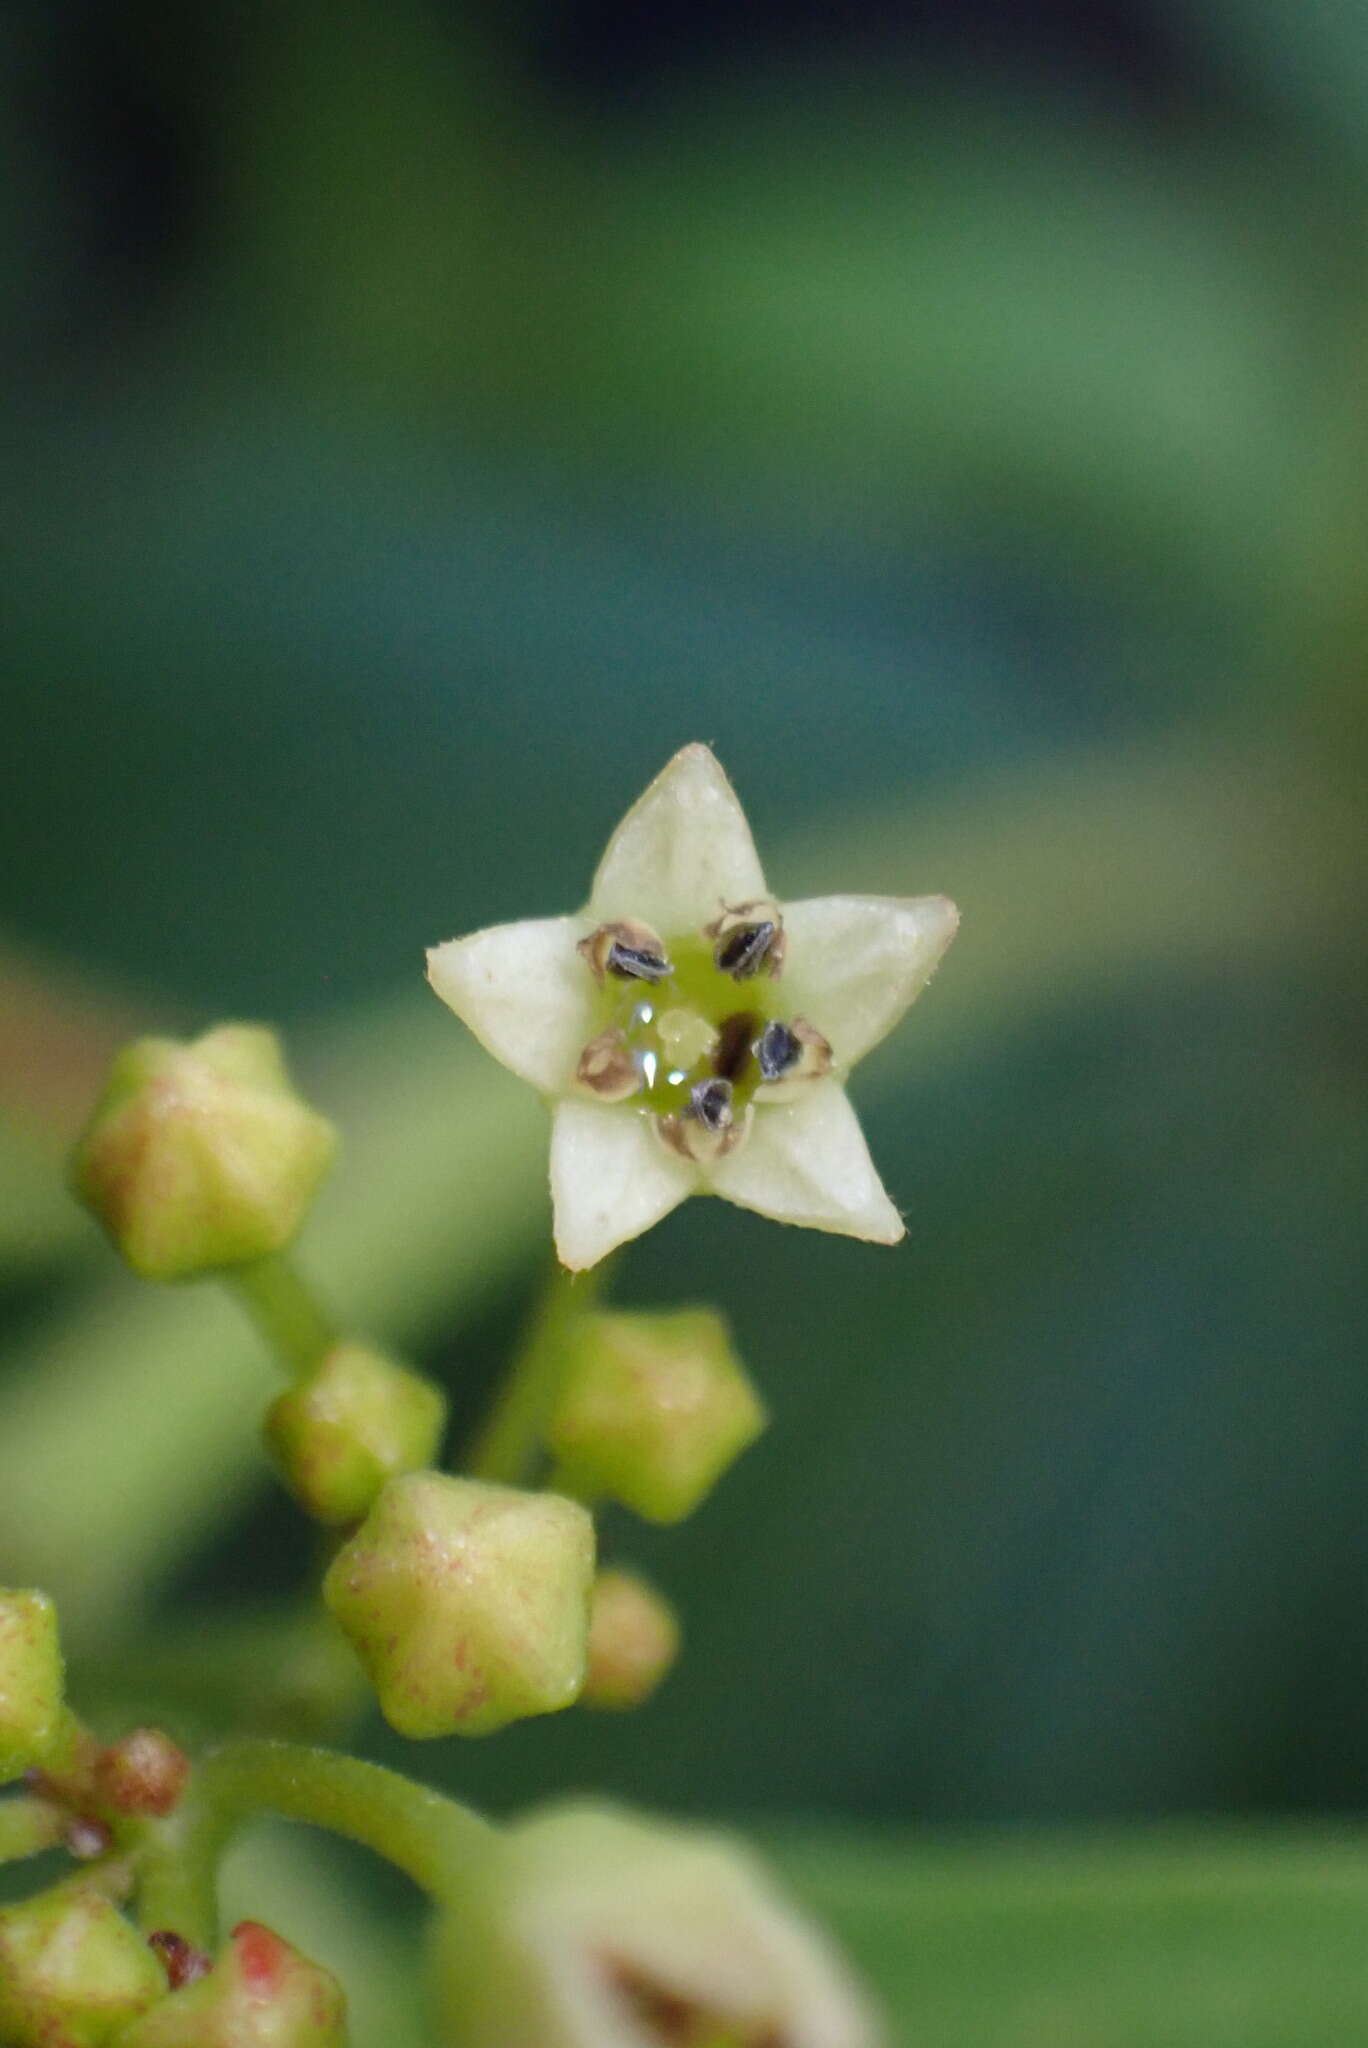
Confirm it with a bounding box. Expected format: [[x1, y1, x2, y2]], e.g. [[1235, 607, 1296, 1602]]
[[148, 1929, 213, 1990], [607, 940, 670, 982], [713, 1011, 758, 1084], [657, 1080, 750, 1162], [756, 1017, 832, 1091], [686, 1078, 733, 1132], [706, 900, 786, 980], [65, 1816, 112, 1860], [756, 1019, 800, 1081], [715, 920, 776, 979], [578, 920, 672, 985]]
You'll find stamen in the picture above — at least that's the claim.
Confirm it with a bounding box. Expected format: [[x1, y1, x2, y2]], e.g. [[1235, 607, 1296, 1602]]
[[706, 901, 786, 980], [608, 940, 671, 983], [656, 1091, 752, 1163], [576, 1029, 641, 1102], [715, 920, 776, 979], [578, 920, 672, 985], [687, 1077, 733, 1132], [756, 1019, 799, 1081], [755, 1017, 832, 1093]]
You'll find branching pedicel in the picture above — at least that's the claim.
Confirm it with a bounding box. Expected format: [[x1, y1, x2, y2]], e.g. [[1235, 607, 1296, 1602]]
[[1, 745, 957, 2046]]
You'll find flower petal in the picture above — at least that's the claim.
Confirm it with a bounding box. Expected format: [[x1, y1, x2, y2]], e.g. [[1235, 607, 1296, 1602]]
[[781, 894, 959, 1069], [427, 918, 593, 1095], [550, 1100, 696, 1270], [707, 1084, 904, 1244], [588, 744, 769, 936]]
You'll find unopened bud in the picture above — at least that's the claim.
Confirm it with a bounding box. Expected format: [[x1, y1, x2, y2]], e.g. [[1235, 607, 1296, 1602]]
[[94, 1729, 189, 1819], [69, 1025, 337, 1281], [115, 1920, 346, 2045], [435, 1804, 883, 2047], [322, 1472, 595, 1738], [263, 1342, 447, 1526], [546, 1309, 766, 1524], [583, 1569, 680, 1711], [0, 1885, 165, 2047], [0, 1589, 64, 1783]]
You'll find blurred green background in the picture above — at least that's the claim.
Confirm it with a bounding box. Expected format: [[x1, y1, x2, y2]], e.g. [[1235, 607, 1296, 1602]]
[[2, 0, 1367, 2036]]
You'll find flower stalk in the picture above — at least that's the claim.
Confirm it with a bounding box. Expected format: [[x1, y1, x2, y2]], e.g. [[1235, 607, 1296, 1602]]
[[229, 1253, 337, 1381], [466, 1256, 610, 1486], [137, 1741, 499, 1948]]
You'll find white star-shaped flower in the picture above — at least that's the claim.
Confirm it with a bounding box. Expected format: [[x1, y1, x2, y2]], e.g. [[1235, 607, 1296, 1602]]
[[427, 744, 957, 1270]]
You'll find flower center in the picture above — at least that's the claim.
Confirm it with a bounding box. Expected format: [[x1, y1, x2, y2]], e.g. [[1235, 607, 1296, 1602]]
[[575, 911, 832, 1159], [608, 934, 778, 1119]]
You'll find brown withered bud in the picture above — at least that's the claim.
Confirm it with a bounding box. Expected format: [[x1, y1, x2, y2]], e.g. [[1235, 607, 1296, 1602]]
[[755, 1017, 832, 1088], [95, 1729, 189, 1818], [578, 920, 672, 985], [706, 901, 786, 981], [575, 1029, 642, 1103], [147, 1931, 213, 1990]]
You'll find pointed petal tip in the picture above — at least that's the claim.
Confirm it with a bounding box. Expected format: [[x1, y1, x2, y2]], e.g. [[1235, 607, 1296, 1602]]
[[426, 919, 594, 1094], [669, 739, 722, 769], [424, 937, 456, 988], [590, 742, 767, 932]]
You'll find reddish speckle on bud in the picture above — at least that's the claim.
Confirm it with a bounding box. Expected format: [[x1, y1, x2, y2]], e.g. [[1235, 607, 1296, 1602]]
[[68, 1025, 338, 1281], [0, 1885, 166, 2043], [94, 1728, 189, 1818], [231, 1921, 287, 1996], [322, 1472, 596, 1739], [117, 1917, 347, 2045], [148, 1930, 213, 1990]]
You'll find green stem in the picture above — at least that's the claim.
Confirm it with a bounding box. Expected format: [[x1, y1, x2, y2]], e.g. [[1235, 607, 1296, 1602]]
[[229, 1254, 337, 1379], [465, 1256, 610, 1485], [136, 1741, 499, 1947], [0, 1794, 65, 1862]]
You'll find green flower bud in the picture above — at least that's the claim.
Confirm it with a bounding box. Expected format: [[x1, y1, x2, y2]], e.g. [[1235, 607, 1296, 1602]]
[[0, 1589, 65, 1783], [582, 1570, 680, 1712], [322, 1472, 595, 1738], [0, 1886, 165, 2047], [433, 1803, 883, 2046], [263, 1342, 447, 1525], [546, 1310, 766, 1524], [112, 1920, 347, 2046], [69, 1026, 337, 1281]]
